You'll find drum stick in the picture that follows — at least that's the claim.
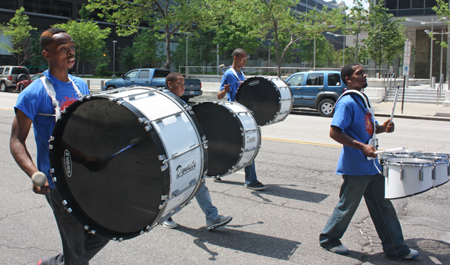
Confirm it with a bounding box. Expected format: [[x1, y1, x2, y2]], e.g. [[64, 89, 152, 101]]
[[389, 85, 400, 124], [374, 147, 405, 154], [103, 137, 142, 164], [31, 171, 47, 187]]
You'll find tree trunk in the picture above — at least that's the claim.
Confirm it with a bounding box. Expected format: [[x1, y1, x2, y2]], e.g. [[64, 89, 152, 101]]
[[164, 25, 171, 70]]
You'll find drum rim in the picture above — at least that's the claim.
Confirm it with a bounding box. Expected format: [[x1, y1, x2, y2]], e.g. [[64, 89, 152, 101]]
[[384, 157, 434, 166]]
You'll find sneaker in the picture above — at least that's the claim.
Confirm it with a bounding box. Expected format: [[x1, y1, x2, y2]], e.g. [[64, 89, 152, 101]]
[[245, 181, 266, 191], [403, 249, 419, 260], [207, 215, 232, 231], [328, 244, 350, 255], [161, 217, 177, 229], [213, 176, 222, 183]]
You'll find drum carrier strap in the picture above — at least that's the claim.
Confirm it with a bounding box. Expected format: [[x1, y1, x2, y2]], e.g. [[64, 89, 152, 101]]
[[38, 76, 83, 121], [336, 90, 381, 173], [229, 67, 245, 85]]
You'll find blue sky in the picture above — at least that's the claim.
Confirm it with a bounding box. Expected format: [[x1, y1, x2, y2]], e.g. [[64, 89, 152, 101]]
[[341, 0, 369, 8]]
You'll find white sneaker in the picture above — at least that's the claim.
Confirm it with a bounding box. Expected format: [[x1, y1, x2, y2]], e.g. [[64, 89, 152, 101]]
[[328, 244, 349, 255], [161, 217, 177, 229], [403, 249, 419, 260]]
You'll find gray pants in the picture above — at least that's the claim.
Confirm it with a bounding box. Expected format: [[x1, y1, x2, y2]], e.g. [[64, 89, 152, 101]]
[[42, 189, 110, 265]]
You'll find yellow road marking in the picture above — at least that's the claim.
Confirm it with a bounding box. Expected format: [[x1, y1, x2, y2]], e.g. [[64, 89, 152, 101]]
[[262, 137, 341, 148]]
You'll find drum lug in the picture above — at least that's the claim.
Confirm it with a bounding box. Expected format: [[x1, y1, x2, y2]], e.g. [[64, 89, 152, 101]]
[[84, 225, 89, 231], [52, 177, 57, 182], [138, 117, 148, 123], [62, 200, 67, 205], [145, 125, 152, 132], [89, 230, 96, 235], [49, 136, 54, 141], [419, 165, 424, 181], [66, 207, 72, 213], [49, 144, 53, 150], [432, 165, 437, 180], [161, 163, 168, 171], [400, 165, 404, 180]]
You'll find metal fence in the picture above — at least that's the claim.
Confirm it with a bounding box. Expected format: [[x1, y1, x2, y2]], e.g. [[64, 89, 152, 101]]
[[179, 65, 389, 79]]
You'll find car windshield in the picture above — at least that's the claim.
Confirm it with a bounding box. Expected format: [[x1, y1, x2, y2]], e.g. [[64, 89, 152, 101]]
[[30, 74, 43, 81], [12, 68, 29, 75], [287, 74, 304, 86]]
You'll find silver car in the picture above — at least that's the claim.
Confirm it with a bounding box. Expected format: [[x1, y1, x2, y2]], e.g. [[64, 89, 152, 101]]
[[0, 66, 30, 92]]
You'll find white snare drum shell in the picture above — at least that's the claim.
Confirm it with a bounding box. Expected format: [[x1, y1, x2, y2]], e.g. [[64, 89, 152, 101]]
[[384, 158, 433, 199]]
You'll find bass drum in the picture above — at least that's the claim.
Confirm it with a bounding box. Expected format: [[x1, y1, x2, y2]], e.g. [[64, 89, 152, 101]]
[[192, 101, 261, 177], [236, 76, 293, 126], [49, 87, 207, 241]]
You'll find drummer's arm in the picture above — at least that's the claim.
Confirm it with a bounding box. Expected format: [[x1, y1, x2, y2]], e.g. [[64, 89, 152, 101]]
[[376, 119, 394, 134], [330, 125, 376, 158], [10, 110, 49, 194], [217, 84, 230, 100]]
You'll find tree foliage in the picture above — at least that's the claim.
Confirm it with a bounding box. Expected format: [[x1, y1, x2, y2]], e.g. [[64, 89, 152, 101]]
[[53, 20, 111, 76], [0, 7, 36, 65], [86, 0, 202, 70], [363, 0, 405, 68], [432, 0, 450, 49], [344, 0, 369, 61]]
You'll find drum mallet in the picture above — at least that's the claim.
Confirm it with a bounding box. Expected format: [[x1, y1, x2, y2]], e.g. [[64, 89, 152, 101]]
[[31, 171, 47, 187]]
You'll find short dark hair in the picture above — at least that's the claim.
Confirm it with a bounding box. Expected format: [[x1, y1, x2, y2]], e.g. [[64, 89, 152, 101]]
[[340, 63, 359, 85], [165, 72, 183, 88], [40, 28, 67, 51], [232, 48, 246, 58]]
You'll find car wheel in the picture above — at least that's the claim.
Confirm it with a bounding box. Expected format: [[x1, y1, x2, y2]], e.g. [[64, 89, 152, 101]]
[[0, 82, 8, 92], [17, 74, 28, 82], [18, 84, 25, 92], [106, 86, 115, 91], [318, 99, 335, 117]]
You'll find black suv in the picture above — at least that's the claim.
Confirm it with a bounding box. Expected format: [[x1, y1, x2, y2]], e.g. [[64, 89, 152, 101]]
[[0, 66, 30, 92]]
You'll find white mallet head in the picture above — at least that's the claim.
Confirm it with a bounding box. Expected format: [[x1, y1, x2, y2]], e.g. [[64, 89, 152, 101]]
[[31, 172, 47, 187]]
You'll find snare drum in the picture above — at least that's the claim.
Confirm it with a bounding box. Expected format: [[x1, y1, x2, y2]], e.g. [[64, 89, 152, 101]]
[[192, 101, 261, 177], [49, 87, 207, 240], [236, 76, 293, 126], [418, 154, 449, 187], [383, 158, 433, 199]]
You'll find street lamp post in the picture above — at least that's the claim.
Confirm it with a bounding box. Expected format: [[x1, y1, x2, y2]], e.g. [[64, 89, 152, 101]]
[[112, 40, 117, 77], [185, 35, 189, 77]]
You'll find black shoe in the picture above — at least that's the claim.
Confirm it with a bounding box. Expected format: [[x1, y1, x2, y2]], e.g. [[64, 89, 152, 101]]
[[245, 181, 266, 191], [213, 176, 222, 183]]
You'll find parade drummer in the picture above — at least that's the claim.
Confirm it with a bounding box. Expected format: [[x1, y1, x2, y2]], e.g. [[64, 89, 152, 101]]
[[9, 28, 110, 265], [216, 48, 266, 191], [319, 63, 419, 260], [160, 72, 233, 231]]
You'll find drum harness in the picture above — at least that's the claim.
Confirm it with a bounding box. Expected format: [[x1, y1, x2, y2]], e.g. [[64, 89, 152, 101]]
[[335, 90, 382, 173], [37, 75, 83, 121]]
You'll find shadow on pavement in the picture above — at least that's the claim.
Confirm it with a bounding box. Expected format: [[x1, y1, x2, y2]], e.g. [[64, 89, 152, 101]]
[[211, 180, 329, 203], [176, 224, 301, 261]]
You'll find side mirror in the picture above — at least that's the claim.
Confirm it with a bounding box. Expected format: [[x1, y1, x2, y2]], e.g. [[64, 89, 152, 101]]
[[122, 74, 125, 79]]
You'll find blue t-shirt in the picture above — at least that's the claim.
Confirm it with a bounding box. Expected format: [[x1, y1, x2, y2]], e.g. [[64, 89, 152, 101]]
[[219, 68, 245, 102], [331, 94, 381, 176], [15, 70, 90, 188]]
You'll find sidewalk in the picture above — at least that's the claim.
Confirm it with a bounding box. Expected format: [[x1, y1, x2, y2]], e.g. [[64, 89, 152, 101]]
[[372, 101, 450, 121]]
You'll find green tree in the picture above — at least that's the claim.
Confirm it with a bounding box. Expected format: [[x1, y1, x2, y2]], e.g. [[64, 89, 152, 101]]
[[119, 46, 136, 72], [345, 0, 369, 61], [0, 7, 36, 65], [53, 20, 111, 76], [132, 29, 161, 68], [433, 0, 450, 48], [363, 0, 405, 68], [87, 0, 202, 70]]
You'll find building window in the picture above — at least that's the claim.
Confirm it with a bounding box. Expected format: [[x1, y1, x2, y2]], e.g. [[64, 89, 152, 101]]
[[0, 0, 15, 9], [399, 0, 411, 9], [386, 0, 398, 10], [425, 0, 437, 8], [55, 1, 72, 17], [307, 0, 315, 8], [412, 0, 424, 8], [297, 4, 306, 12], [317, 3, 323, 10]]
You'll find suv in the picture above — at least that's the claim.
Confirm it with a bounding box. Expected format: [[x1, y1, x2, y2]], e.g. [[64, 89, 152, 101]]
[[0, 66, 30, 92], [285, 71, 346, 117]]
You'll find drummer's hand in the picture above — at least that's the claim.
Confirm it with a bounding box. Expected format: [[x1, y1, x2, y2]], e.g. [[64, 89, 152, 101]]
[[223, 84, 231, 93], [362, 144, 377, 158], [383, 119, 395, 133], [32, 179, 50, 195]]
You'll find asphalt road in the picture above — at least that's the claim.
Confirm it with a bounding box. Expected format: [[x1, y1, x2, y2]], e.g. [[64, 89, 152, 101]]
[[1, 91, 450, 264]]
